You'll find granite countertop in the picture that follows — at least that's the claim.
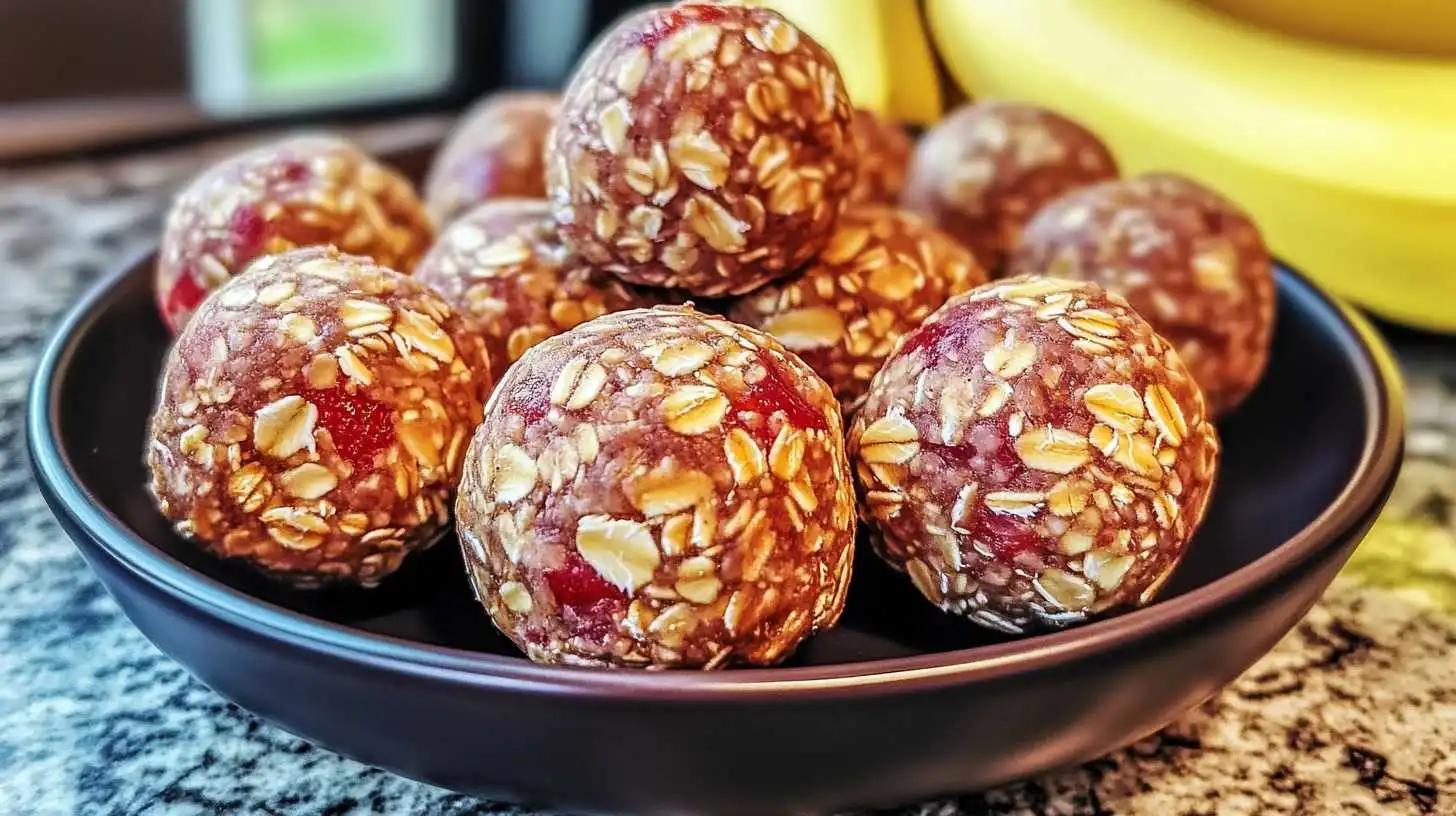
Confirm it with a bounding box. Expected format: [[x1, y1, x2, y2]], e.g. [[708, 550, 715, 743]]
[[2, 120, 1453, 816]]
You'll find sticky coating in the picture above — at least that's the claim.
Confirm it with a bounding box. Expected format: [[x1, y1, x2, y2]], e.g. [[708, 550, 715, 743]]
[[901, 102, 1118, 274], [729, 205, 988, 410], [1010, 173, 1276, 416], [456, 305, 856, 669], [423, 92, 559, 226], [155, 134, 434, 334], [847, 109, 914, 207], [145, 247, 492, 587], [547, 1, 858, 296], [413, 198, 651, 381], [849, 276, 1220, 633]]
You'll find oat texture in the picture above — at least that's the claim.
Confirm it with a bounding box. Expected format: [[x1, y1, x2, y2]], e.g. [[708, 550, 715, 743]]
[[729, 204, 988, 409], [414, 198, 650, 379], [146, 246, 491, 586], [901, 101, 1118, 274], [848, 109, 914, 207], [850, 276, 1219, 633], [456, 305, 856, 668], [547, 2, 858, 296], [0, 118, 1450, 816], [423, 91, 559, 226], [1011, 172, 1278, 416], [155, 134, 435, 333]]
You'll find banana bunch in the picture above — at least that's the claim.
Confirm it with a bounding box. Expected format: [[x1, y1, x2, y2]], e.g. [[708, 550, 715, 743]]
[[756, 0, 1456, 331]]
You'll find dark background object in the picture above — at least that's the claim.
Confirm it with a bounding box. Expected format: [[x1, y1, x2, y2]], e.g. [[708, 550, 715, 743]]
[[0, 0, 644, 164], [27, 182, 1403, 815]]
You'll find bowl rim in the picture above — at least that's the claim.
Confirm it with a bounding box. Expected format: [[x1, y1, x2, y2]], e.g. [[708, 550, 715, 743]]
[[27, 248, 1405, 701]]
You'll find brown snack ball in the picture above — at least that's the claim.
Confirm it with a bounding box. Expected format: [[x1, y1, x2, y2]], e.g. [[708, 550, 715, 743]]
[[848, 109, 913, 206], [156, 134, 434, 334], [848, 276, 1219, 633], [414, 198, 651, 378], [423, 92, 559, 226], [546, 1, 858, 296], [1009, 173, 1276, 416], [900, 101, 1118, 274], [456, 305, 856, 668], [145, 247, 493, 587], [728, 205, 988, 409]]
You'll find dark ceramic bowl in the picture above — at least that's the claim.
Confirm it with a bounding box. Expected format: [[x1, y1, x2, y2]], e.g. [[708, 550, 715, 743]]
[[29, 252, 1402, 815]]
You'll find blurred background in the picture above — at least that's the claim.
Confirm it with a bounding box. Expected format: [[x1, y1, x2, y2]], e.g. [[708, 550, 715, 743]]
[[0, 0, 643, 163]]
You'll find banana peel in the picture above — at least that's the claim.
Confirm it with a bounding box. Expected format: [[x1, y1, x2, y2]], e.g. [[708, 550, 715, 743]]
[[749, 0, 942, 124]]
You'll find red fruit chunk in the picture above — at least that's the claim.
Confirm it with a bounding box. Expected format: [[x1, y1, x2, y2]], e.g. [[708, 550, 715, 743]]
[[733, 351, 827, 439], [897, 318, 966, 363], [974, 512, 1042, 558], [634, 3, 729, 48], [228, 204, 267, 258], [310, 386, 396, 470], [277, 159, 311, 184], [545, 551, 625, 638], [507, 370, 552, 424], [164, 268, 208, 318]]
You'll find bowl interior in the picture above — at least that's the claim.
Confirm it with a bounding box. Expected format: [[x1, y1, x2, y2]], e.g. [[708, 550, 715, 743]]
[[53, 257, 1375, 668]]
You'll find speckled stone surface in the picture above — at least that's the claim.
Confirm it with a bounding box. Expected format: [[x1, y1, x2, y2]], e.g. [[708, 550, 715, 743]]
[[2, 120, 1453, 815]]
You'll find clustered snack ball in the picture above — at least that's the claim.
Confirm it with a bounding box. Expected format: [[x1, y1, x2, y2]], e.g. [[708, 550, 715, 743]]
[[1010, 173, 1276, 416], [546, 1, 859, 296], [413, 198, 650, 379], [422, 92, 560, 226], [135, 0, 1271, 670], [155, 134, 434, 334], [901, 101, 1119, 274], [847, 109, 913, 206], [455, 305, 856, 668], [849, 277, 1219, 633], [728, 204, 988, 409], [146, 247, 492, 587]]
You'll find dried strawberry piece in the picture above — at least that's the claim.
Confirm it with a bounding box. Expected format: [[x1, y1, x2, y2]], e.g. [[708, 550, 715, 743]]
[[163, 268, 209, 318], [310, 385, 396, 470], [545, 551, 625, 638], [731, 351, 827, 443], [228, 203, 267, 258]]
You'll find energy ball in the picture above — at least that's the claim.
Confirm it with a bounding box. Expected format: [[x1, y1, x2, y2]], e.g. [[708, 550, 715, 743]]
[[848, 109, 913, 206], [156, 135, 434, 334], [728, 205, 988, 409], [848, 276, 1219, 633], [422, 91, 559, 226], [546, 1, 858, 296], [414, 198, 650, 378], [146, 247, 492, 587], [456, 305, 856, 668], [1009, 173, 1276, 416], [900, 101, 1118, 273]]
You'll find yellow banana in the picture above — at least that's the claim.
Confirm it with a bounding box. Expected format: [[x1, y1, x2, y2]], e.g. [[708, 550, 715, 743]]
[[927, 0, 1456, 330], [750, 0, 942, 124], [1195, 0, 1456, 58]]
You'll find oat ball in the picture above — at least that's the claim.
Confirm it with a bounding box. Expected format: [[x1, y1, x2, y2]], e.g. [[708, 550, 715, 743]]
[[849, 276, 1219, 633], [156, 135, 435, 334], [900, 102, 1118, 273], [414, 198, 650, 378], [848, 109, 913, 206], [728, 205, 988, 409], [546, 1, 858, 296], [1009, 173, 1276, 416], [146, 247, 492, 587], [456, 305, 856, 668], [423, 91, 559, 226]]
